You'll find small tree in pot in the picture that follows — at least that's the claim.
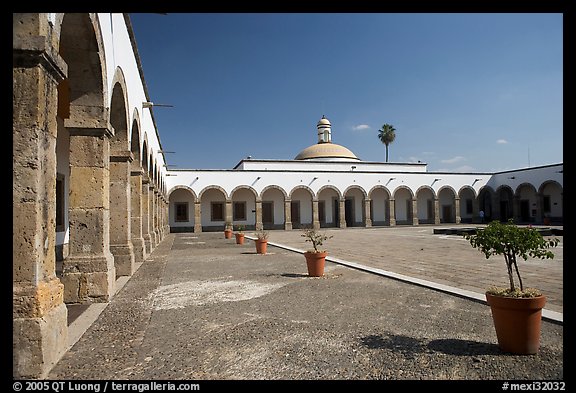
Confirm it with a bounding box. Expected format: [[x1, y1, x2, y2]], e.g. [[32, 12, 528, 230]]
[[301, 227, 333, 277], [464, 219, 559, 354]]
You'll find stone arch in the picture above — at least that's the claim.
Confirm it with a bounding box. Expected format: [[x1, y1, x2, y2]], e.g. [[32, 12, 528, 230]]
[[343, 185, 368, 227], [130, 111, 142, 169], [369, 185, 391, 227], [259, 185, 288, 200], [515, 182, 538, 223], [231, 186, 258, 228], [168, 185, 197, 200], [415, 185, 436, 224], [168, 186, 197, 233], [260, 185, 288, 230], [109, 67, 130, 151], [343, 185, 368, 198], [129, 112, 146, 263], [199, 185, 229, 201], [458, 185, 478, 224], [231, 185, 259, 200], [57, 13, 108, 128], [199, 185, 229, 232], [289, 185, 316, 199], [58, 13, 116, 305], [496, 185, 514, 222], [393, 186, 414, 225], [141, 137, 150, 175], [289, 185, 314, 228], [316, 185, 342, 228], [108, 65, 134, 278], [317, 185, 343, 200], [478, 186, 495, 222], [368, 185, 391, 200], [538, 180, 563, 224], [437, 186, 457, 224]]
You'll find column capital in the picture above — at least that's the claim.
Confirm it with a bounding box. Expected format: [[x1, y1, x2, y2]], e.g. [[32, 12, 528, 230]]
[[110, 151, 134, 163], [13, 35, 67, 82]]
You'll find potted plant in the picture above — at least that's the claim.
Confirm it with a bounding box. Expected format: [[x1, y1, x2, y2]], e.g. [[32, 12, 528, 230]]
[[224, 223, 233, 239], [301, 227, 333, 277], [254, 229, 269, 254], [464, 219, 559, 354], [235, 225, 245, 245]]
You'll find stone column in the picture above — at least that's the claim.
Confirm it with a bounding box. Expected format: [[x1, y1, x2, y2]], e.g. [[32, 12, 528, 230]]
[[454, 197, 461, 224], [13, 30, 68, 378], [148, 185, 157, 248], [109, 151, 135, 277], [255, 199, 263, 231], [61, 125, 116, 304], [339, 199, 347, 228], [141, 176, 152, 254], [194, 201, 202, 233], [164, 197, 170, 234], [364, 199, 372, 227], [225, 200, 233, 229], [284, 199, 292, 230], [153, 190, 161, 242], [130, 169, 147, 263], [412, 198, 419, 225], [312, 199, 321, 230], [434, 198, 440, 224], [389, 199, 396, 226]]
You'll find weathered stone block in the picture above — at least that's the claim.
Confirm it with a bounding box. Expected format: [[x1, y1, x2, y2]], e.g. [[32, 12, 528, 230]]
[[69, 166, 109, 209], [69, 133, 110, 167], [13, 302, 67, 379]]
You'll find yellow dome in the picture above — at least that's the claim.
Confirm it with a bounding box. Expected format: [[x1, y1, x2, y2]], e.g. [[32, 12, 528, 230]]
[[295, 142, 359, 161]]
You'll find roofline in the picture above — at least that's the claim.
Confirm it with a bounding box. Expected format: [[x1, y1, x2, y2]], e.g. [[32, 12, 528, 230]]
[[232, 158, 428, 169], [491, 163, 563, 175]]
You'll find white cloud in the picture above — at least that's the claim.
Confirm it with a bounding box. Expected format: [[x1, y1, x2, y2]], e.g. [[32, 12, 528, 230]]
[[496, 139, 508, 144], [352, 124, 370, 131], [440, 156, 465, 164]]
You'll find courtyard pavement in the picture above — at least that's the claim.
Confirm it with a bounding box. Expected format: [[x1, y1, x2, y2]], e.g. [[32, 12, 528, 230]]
[[47, 225, 564, 381]]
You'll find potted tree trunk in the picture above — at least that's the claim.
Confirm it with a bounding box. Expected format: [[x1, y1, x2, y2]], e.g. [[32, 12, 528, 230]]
[[301, 227, 333, 277], [235, 225, 245, 245], [464, 219, 559, 354], [254, 230, 269, 254]]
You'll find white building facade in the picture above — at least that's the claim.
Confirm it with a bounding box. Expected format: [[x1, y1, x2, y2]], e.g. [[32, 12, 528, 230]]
[[166, 117, 563, 232]]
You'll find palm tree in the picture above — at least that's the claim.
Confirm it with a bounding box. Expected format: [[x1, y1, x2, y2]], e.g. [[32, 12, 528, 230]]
[[377, 124, 396, 162]]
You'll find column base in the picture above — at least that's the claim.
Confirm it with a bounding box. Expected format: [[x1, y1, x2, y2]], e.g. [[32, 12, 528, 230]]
[[110, 243, 135, 277], [13, 302, 68, 379], [61, 254, 116, 303], [13, 278, 68, 379], [365, 219, 372, 227], [131, 236, 147, 263], [143, 234, 152, 254], [284, 222, 292, 231]]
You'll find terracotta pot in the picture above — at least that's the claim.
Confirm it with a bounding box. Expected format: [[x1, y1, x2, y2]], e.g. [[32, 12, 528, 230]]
[[543, 217, 551, 225], [255, 239, 268, 254], [235, 233, 245, 245], [224, 229, 233, 239], [485, 292, 546, 354], [304, 251, 327, 277]]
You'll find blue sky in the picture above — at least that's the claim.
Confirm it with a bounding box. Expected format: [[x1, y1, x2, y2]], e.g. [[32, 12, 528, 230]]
[[129, 13, 563, 172]]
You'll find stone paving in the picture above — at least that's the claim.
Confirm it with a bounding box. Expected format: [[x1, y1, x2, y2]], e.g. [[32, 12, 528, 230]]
[[46, 227, 563, 380], [265, 224, 563, 314]]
